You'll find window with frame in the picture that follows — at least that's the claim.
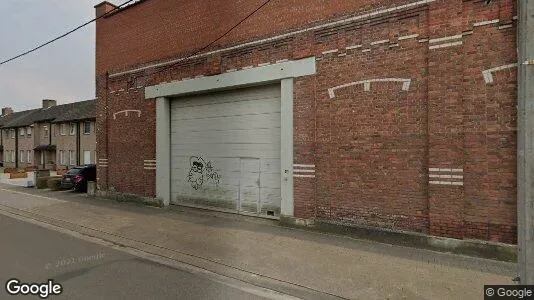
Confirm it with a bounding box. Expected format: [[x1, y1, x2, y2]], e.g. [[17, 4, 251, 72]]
[[69, 123, 76, 135], [43, 125, 49, 138], [69, 150, 75, 166], [10, 151, 14, 163], [19, 150, 24, 163], [59, 151, 64, 165], [27, 126, 32, 138], [60, 124, 66, 136], [84, 121, 91, 135], [20, 128, 25, 136], [27, 150, 31, 163], [11, 129, 15, 139]]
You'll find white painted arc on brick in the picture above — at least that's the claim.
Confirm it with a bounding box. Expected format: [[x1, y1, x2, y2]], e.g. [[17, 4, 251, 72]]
[[328, 78, 411, 98], [113, 110, 142, 120], [473, 19, 499, 27], [109, 0, 437, 78], [428, 41, 463, 50], [482, 63, 518, 84]]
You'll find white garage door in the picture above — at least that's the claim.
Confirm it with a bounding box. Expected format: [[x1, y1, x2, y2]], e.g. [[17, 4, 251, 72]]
[[170, 84, 282, 217]]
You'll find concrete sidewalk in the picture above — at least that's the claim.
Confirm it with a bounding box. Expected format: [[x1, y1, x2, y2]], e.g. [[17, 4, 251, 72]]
[[0, 184, 516, 300]]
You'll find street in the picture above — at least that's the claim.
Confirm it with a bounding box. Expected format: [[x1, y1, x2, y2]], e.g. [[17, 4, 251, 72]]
[[0, 214, 291, 300]]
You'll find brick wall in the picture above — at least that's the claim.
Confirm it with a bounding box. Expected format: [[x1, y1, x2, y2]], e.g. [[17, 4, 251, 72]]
[[96, 0, 518, 243]]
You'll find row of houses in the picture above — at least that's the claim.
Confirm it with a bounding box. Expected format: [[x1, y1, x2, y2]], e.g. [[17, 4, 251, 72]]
[[0, 99, 96, 171]]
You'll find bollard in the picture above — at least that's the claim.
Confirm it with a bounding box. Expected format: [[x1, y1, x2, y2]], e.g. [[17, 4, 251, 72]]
[[87, 181, 96, 197]]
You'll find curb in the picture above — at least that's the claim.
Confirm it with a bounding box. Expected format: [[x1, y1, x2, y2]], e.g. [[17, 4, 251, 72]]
[[279, 216, 517, 263]]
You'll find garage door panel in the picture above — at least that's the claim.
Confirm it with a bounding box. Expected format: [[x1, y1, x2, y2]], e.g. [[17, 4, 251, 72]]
[[171, 113, 281, 132], [172, 85, 280, 108], [259, 173, 281, 189], [171, 129, 281, 145], [172, 98, 280, 120], [261, 159, 281, 174], [171, 144, 280, 159], [171, 84, 282, 217]]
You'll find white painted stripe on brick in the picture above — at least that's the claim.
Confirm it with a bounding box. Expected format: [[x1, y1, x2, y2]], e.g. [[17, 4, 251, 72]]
[[293, 169, 316, 173], [482, 63, 518, 84], [346, 44, 363, 50], [451, 168, 463, 172], [439, 168, 452, 172], [109, 0, 437, 78], [338, 53, 347, 57], [293, 164, 315, 168], [258, 62, 271, 67], [144, 167, 157, 170], [451, 175, 463, 179], [293, 174, 316, 178], [498, 24, 513, 30], [144, 160, 156, 163], [316, 57, 323, 61], [276, 59, 289, 63], [371, 39, 389, 45], [418, 39, 429, 43], [429, 34, 462, 44], [429, 181, 441, 185], [462, 31, 474, 36], [242, 65, 254, 70], [429, 168, 439, 172], [473, 19, 499, 27], [398, 34, 419, 40], [329, 78, 411, 98], [389, 43, 400, 48], [451, 182, 464, 186], [137, 86, 144, 89], [109, 91, 116, 94], [322, 49, 339, 55], [118, 89, 125, 92], [362, 49, 371, 52], [429, 41, 463, 50]]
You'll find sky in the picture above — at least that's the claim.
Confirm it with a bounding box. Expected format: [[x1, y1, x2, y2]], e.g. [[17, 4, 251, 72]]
[[0, 1, 103, 111]]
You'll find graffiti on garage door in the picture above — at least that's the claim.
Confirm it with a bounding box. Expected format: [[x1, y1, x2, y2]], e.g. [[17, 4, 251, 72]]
[[187, 156, 221, 190]]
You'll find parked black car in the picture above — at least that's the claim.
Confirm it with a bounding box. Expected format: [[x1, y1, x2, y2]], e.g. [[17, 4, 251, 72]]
[[60, 165, 96, 192]]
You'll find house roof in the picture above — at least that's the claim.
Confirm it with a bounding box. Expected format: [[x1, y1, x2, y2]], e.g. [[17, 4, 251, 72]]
[[51, 100, 96, 123], [0, 99, 96, 129]]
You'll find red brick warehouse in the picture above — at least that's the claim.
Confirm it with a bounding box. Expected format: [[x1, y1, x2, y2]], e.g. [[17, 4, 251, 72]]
[[95, 0, 518, 244]]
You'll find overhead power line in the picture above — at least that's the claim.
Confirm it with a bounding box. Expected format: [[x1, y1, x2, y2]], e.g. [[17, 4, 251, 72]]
[[0, 0, 137, 66], [148, 0, 274, 77]]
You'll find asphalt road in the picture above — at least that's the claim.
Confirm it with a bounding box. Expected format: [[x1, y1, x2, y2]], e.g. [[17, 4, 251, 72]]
[[0, 214, 278, 300]]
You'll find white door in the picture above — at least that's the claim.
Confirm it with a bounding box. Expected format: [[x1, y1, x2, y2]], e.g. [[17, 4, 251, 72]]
[[170, 84, 282, 217], [83, 151, 91, 165]]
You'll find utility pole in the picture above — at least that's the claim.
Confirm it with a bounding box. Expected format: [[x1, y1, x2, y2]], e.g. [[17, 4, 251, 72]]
[[517, 0, 534, 285]]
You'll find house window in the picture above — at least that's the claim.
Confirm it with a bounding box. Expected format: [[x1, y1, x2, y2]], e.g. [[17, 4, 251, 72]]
[[20, 128, 25, 136], [44, 125, 49, 138], [70, 123, 76, 135], [84, 121, 91, 135], [59, 151, 64, 165], [27, 126, 32, 137], [60, 124, 66, 135], [69, 150, 75, 166], [27, 150, 31, 163], [11, 129, 15, 139], [40, 151, 44, 165], [19, 150, 24, 163]]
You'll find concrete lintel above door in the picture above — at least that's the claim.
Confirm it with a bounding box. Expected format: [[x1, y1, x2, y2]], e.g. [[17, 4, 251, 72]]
[[144, 57, 316, 99]]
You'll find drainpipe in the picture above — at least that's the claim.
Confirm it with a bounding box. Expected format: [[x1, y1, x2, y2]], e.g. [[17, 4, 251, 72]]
[[76, 121, 81, 166], [517, 0, 534, 285], [15, 128, 19, 169]]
